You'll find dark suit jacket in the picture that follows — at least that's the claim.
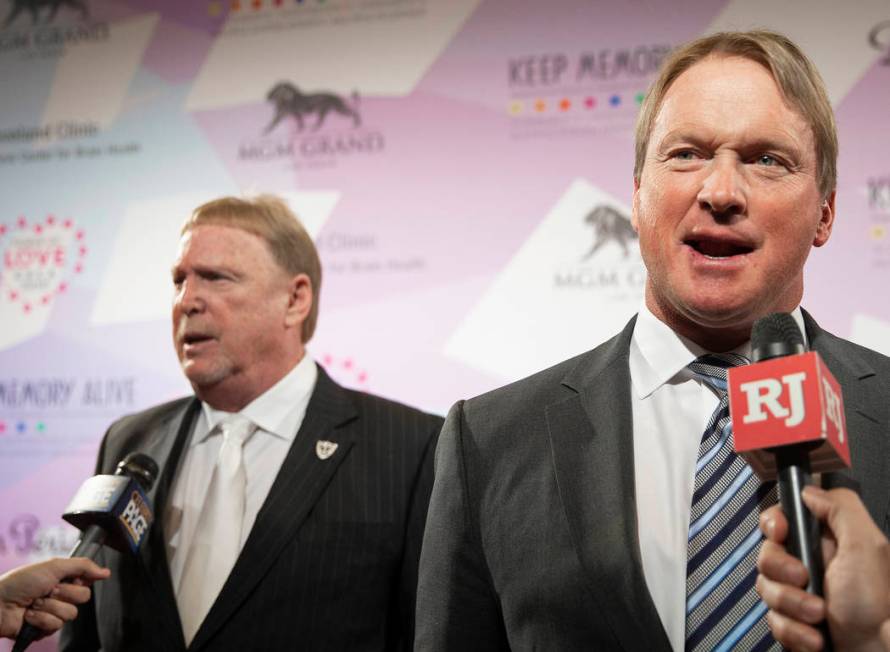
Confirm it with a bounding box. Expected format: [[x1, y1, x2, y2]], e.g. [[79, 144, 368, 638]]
[[61, 365, 442, 652], [415, 311, 890, 651]]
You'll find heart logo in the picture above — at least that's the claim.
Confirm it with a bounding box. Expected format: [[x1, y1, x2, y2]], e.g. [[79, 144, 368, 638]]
[[0, 214, 87, 314]]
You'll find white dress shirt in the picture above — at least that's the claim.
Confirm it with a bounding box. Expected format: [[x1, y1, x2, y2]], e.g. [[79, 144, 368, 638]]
[[165, 354, 318, 597], [629, 304, 806, 651]]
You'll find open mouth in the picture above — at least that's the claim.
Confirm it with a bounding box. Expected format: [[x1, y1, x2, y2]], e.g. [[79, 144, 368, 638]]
[[182, 333, 214, 346], [685, 238, 754, 259]]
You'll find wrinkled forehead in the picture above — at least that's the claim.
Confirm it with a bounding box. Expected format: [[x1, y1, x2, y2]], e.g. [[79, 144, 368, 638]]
[[661, 55, 779, 111], [174, 223, 267, 264], [652, 55, 814, 145]]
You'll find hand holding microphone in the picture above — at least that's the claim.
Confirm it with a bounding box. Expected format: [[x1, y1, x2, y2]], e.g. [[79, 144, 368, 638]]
[[758, 487, 890, 652], [727, 313, 851, 649], [11, 453, 158, 652], [0, 557, 109, 640]]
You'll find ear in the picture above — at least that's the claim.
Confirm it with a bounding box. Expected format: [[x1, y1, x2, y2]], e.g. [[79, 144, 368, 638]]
[[631, 177, 642, 233], [283, 273, 313, 330], [812, 190, 836, 248]]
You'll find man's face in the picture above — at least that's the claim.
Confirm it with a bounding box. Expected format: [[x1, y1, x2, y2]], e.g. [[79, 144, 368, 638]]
[[171, 224, 304, 408], [632, 55, 835, 347]]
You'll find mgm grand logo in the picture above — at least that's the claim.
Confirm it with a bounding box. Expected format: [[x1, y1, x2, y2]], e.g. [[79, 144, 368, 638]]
[[4, 0, 88, 27], [1, 0, 108, 53], [264, 82, 361, 133], [238, 81, 383, 162], [870, 20, 890, 65], [554, 204, 645, 290], [580, 204, 638, 260], [869, 177, 890, 213]]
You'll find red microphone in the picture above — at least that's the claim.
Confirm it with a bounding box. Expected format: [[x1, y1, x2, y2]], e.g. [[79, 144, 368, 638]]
[[728, 349, 850, 481], [727, 313, 851, 622]]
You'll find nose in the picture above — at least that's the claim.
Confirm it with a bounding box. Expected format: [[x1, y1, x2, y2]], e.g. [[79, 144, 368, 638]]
[[697, 157, 747, 219], [174, 278, 205, 315]]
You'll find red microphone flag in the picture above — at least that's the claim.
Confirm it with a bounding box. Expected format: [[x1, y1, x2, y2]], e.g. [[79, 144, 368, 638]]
[[727, 351, 850, 481]]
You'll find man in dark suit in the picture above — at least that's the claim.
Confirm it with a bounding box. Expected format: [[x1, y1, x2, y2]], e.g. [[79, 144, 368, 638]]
[[60, 195, 442, 651], [416, 30, 890, 651]]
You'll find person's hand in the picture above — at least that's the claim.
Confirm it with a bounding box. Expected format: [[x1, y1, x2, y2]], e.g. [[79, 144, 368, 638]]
[[0, 557, 110, 639], [756, 486, 890, 652]]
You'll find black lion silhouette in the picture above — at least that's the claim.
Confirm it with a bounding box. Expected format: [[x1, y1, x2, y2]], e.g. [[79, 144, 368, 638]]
[[581, 205, 638, 260], [4, 0, 89, 27], [264, 82, 361, 134]]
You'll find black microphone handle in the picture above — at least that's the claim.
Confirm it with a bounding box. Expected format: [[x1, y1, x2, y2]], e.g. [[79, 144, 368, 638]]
[[68, 524, 107, 559], [11, 526, 109, 652], [774, 446, 833, 651]]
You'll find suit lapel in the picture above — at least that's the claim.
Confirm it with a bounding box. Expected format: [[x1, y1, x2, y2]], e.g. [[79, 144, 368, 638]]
[[135, 398, 200, 649], [804, 310, 890, 528], [546, 317, 671, 652], [191, 366, 358, 650]]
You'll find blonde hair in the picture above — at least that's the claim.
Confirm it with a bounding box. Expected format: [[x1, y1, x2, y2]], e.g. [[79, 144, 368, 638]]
[[634, 30, 837, 198], [183, 195, 322, 342]]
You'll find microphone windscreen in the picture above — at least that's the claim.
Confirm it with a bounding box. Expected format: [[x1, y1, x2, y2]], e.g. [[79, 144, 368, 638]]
[[751, 312, 806, 363], [115, 452, 159, 491]]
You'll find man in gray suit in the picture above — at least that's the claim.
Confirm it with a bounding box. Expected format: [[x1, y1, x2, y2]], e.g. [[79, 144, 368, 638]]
[[61, 195, 442, 651], [416, 30, 890, 651]]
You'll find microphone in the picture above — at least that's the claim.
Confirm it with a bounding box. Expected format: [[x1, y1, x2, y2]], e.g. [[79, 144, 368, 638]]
[[728, 314, 850, 482], [62, 452, 159, 557], [727, 313, 850, 647], [12, 453, 158, 652]]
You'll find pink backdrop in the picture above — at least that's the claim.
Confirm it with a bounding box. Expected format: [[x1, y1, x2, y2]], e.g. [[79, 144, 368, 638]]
[[1, 1, 889, 648]]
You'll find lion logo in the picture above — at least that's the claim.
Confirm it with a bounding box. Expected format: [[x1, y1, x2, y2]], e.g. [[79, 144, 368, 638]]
[[581, 205, 638, 260], [264, 82, 361, 134], [869, 20, 890, 65], [3, 0, 89, 27]]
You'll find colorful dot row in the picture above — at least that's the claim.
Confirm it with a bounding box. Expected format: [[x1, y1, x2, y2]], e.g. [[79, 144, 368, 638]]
[[508, 92, 645, 116], [208, 0, 326, 15], [0, 421, 46, 435]]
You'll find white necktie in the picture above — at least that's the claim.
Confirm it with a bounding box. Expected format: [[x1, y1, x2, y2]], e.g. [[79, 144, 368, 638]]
[[177, 415, 255, 645]]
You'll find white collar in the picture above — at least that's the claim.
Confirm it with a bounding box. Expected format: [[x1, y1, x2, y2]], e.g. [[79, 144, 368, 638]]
[[629, 303, 807, 400], [198, 354, 318, 444]]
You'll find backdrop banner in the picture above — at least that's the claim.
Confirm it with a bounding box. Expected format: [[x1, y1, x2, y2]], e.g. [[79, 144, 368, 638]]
[[1, 2, 889, 648]]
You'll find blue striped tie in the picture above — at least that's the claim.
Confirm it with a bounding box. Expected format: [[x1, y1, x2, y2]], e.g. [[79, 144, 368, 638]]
[[685, 354, 780, 652]]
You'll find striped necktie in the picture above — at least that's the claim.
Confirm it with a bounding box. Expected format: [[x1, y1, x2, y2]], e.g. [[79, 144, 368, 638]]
[[685, 354, 780, 652]]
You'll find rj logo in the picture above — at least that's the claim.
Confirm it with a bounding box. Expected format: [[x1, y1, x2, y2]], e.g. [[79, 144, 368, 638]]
[[739, 372, 807, 428]]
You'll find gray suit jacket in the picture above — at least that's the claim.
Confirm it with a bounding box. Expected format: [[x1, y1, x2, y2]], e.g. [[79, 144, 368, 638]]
[[61, 364, 443, 652], [415, 311, 890, 651]]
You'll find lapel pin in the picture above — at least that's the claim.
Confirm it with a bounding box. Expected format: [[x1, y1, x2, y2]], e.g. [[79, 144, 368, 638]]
[[315, 440, 338, 460]]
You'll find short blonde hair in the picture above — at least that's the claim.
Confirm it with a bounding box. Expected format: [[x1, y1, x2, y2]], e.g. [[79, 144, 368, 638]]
[[183, 195, 322, 343], [634, 30, 837, 199]]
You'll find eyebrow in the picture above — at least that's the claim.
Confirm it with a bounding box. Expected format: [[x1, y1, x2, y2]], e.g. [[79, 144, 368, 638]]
[[737, 137, 802, 157], [655, 131, 712, 151], [171, 263, 243, 279], [657, 131, 803, 158]]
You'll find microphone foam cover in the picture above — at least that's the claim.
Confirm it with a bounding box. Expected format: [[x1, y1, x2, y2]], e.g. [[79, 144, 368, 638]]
[[115, 453, 159, 491], [751, 313, 806, 362]]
